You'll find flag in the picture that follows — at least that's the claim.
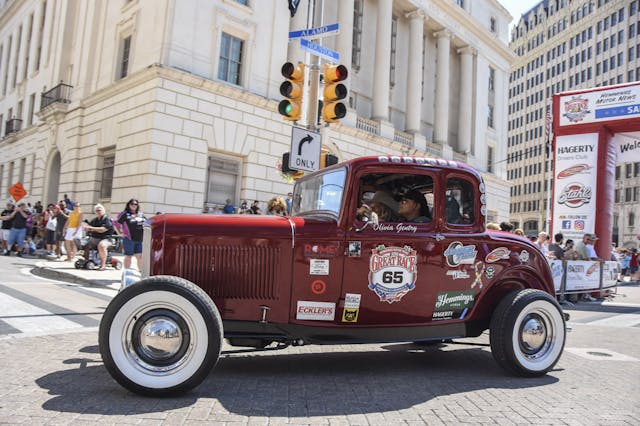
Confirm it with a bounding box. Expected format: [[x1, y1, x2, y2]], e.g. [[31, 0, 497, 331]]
[[288, 0, 301, 17]]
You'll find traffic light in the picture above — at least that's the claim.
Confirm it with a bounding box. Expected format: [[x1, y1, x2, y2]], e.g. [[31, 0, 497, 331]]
[[322, 64, 348, 123], [281, 153, 304, 179], [320, 150, 339, 168], [278, 62, 305, 121]]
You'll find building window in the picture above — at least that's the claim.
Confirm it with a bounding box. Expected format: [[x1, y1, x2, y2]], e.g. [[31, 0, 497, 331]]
[[390, 16, 398, 88], [35, 0, 46, 72], [12, 26, 22, 88], [118, 35, 132, 79], [487, 105, 494, 128], [488, 67, 495, 91], [626, 187, 632, 202], [235, 0, 248, 5], [634, 162, 640, 176], [630, 212, 635, 227], [27, 93, 35, 126], [24, 13, 33, 80], [455, 0, 464, 8], [352, 0, 363, 71], [205, 154, 240, 210], [490, 17, 496, 33], [100, 151, 115, 199], [218, 32, 243, 85]]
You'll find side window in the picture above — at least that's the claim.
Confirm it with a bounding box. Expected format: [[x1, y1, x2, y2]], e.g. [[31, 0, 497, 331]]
[[357, 173, 434, 223], [446, 178, 475, 225]]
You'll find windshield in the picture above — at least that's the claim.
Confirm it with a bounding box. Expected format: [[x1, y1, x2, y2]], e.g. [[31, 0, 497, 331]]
[[292, 168, 347, 216]]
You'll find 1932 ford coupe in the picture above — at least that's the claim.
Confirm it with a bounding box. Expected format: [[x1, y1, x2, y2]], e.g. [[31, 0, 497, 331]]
[[99, 156, 566, 395]]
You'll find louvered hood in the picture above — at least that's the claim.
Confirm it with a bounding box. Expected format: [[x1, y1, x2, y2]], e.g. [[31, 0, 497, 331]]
[[153, 214, 294, 307]]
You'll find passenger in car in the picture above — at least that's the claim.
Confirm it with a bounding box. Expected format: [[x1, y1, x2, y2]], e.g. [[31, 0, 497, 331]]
[[398, 190, 431, 223], [371, 191, 402, 222]]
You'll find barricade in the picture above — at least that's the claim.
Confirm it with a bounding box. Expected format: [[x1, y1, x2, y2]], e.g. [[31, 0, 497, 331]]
[[549, 259, 619, 300]]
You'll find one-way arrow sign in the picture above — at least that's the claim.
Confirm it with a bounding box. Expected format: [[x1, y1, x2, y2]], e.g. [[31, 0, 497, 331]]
[[290, 127, 321, 172]]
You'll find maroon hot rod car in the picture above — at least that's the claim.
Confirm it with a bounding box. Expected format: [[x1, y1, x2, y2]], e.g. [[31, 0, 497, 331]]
[[99, 156, 566, 395]]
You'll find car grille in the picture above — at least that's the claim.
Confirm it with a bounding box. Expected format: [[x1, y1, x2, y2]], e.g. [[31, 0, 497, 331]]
[[176, 244, 280, 299]]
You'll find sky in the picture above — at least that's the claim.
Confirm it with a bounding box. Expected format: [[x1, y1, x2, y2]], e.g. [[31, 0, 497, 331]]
[[500, 0, 544, 26]]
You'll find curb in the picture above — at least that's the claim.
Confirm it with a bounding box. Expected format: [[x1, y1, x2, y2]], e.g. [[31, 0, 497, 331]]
[[30, 266, 97, 286]]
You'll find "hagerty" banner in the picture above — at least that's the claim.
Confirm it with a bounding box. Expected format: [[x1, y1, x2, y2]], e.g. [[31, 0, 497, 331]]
[[553, 133, 598, 241]]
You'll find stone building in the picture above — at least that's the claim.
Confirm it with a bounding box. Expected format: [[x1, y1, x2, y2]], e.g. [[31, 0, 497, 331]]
[[507, 0, 640, 246], [0, 0, 513, 220]]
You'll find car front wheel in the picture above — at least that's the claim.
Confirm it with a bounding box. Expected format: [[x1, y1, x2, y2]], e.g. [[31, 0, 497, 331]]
[[490, 289, 565, 376], [99, 275, 222, 396]]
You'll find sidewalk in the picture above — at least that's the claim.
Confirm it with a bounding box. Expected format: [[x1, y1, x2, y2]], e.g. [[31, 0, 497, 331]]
[[31, 254, 124, 288]]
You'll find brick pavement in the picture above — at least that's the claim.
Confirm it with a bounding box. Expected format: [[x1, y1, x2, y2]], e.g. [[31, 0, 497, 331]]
[[0, 263, 638, 424]]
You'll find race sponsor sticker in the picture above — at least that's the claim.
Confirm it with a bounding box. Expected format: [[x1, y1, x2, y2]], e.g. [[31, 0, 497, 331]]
[[432, 290, 475, 321], [446, 269, 470, 280], [368, 245, 417, 304], [311, 280, 327, 295], [485, 265, 496, 279], [471, 261, 485, 289], [310, 259, 329, 275], [296, 301, 336, 321], [518, 250, 530, 263], [344, 293, 361, 309], [348, 241, 361, 257], [485, 247, 511, 263], [342, 308, 359, 322], [444, 241, 477, 267], [304, 244, 339, 258]]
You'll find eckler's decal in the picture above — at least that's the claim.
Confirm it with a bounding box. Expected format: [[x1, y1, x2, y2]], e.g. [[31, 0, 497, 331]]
[[485, 247, 511, 263], [432, 291, 475, 321], [518, 250, 530, 263], [471, 261, 485, 289], [558, 182, 592, 208], [348, 241, 362, 257], [368, 245, 417, 304], [563, 95, 590, 123], [296, 301, 336, 321], [311, 280, 327, 295], [557, 164, 592, 179], [309, 259, 329, 275], [342, 308, 359, 322], [304, 244, 338, 258], [444, 241, 477, 267], [446, 269, 470, 280], [371, 223, 418, 233]]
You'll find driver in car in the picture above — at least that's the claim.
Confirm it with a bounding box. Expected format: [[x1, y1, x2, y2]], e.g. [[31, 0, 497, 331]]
[[398, 190, 431, 223]]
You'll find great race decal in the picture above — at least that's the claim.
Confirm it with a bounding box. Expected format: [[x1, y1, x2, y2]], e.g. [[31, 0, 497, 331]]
[[368, 245, 417, 304], [432, 291, 475, 321]]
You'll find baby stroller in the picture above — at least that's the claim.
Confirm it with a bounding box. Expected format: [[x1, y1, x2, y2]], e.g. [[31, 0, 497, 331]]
[[74, 235, 123, 270]]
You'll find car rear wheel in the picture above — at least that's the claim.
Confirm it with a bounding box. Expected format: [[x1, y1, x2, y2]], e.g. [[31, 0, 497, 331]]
[[490, 289, 565, 376], [99, 275, 222, 396]]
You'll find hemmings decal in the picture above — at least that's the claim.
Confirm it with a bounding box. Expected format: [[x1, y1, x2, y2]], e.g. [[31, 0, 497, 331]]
[[433, 291, 475, 321], [371, 223, 418, 233], [558, 182, 592, 208], [368, 245, 417, 304], [444, 241, 477, 267], [485, 247, 511, 263], [446, 270, 470, 280]]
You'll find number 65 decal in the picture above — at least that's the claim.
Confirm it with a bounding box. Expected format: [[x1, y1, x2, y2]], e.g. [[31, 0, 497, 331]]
[[382, 271, 404, 284]]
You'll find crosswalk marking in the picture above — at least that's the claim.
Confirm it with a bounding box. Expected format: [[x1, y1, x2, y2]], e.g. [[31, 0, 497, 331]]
[[585, 313, 640, 328], [0, 293, 84, 335]]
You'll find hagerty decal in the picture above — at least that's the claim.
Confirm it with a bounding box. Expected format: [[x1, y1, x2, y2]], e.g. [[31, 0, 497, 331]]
[[368, 245, 417, 304], [446, 269, 470, 280]]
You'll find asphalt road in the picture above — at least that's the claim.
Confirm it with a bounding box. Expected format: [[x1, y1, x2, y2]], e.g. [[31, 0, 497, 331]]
[[0, 255, 639, 425]]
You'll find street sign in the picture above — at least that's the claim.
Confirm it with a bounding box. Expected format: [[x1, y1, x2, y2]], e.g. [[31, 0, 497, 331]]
[[8, 182, 27, 203], [288, 23, 339, 41], [290, 127, 321, 172], [300, 38, 340, 63]]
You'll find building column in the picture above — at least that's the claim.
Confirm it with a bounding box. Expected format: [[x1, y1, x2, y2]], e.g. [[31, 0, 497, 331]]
[[372, 0, 393, 121], [336, 0, 354, 70], [40, 0, 55, 69], [405, 9, 425, 134], [28, 4, 43, 76], [15, 17, 29, 85], [6, 28, 20, 92], [457, 46, 474, 153], [433, 29, 451, 145]]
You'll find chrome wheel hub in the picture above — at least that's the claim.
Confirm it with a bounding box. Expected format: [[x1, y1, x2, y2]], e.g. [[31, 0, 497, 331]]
[[519, 312, 552, 359], [138, 317, 183, 361]]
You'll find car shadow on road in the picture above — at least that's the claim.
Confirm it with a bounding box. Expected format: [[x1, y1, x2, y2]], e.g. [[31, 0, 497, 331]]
[[37, 343, 558, 417]]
